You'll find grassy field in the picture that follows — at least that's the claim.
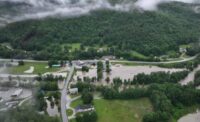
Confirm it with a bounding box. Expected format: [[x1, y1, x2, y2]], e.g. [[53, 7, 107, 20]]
[[8, 62, 60, 74], [70, 98, 83, 108], [70, 98, 153, 122], [94, 98, 153, 122], [131, 51, 149, 60]]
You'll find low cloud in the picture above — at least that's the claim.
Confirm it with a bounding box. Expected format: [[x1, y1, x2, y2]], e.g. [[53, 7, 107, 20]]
[[135, 0, 199, 11], [0, 0, 199, 25]]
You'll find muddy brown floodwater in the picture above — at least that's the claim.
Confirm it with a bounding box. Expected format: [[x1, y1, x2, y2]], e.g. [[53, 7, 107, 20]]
[[180, 65, 200, 85], [75, 65, 185, 85], [178, 109, 200, 122], [46, 99, 59, 117]]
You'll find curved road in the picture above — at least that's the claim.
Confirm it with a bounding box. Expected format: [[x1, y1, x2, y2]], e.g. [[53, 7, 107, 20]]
[[0, 55, 198, 64], [61, 65, 75, 122], [110, 55, 197, 64]]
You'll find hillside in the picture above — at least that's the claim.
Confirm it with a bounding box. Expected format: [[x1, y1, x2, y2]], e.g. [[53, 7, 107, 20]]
[[0, 2, 200, 60]]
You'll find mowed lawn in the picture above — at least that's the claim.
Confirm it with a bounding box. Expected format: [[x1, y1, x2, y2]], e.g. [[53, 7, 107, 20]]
[[94, 98, 153, 122], [70, 98, 153, 122], [8, 62, 60, 74]]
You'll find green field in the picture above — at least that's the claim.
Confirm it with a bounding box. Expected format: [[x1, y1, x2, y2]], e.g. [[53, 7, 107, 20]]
[[8, 62, 60, 74], [70, 98, 83, 108], [94, 98, 153, 122], [130, 51, 149, 60], [70, 98, 153, 122]]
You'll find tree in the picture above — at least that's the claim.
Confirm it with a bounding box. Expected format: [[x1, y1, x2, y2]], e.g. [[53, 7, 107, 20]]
[[105, 60, 111, 73], [82, 66, 89, 72], [18, 60, 24, 66], [48, 60, 58, 68], [81, 89, 93, 104], [97, 61, 103, 81], [105, 77, 110, 83]]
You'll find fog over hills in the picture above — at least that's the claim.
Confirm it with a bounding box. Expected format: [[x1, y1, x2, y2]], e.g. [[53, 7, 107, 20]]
[[0, 0, 199, 25]]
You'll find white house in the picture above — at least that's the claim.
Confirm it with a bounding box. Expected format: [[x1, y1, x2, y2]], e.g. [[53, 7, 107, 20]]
[[179, 47, 187, 53], [69, 88, 78, 94]]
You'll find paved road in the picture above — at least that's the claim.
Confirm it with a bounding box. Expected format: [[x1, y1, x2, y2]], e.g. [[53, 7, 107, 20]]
[[0, 55, 198, 64], [61, 65, 75, 122], [110, 55, 197, 64]]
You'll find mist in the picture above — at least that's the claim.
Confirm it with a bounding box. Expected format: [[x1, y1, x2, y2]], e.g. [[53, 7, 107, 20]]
[[135, 0, 200, 11], [0, 0, 199, 25]]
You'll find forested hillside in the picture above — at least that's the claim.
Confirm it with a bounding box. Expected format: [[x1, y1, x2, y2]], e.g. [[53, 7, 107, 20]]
[[0, 2, 200, 60]]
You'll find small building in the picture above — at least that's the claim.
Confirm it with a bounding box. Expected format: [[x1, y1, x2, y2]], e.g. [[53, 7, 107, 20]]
[[52, 64, 61, 67], [101, 55, 116, 60], [69, 88, 78, 94], [179, 47, 187, 53], [11, 89, 23, 98], [75, 104, 95, 113]]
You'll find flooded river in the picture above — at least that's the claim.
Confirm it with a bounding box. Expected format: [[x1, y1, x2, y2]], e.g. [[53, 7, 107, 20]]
[[178, 109, 200, 122]]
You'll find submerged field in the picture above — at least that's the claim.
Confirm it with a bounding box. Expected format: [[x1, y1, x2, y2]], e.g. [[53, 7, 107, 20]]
[[71, 98, 153, 122]]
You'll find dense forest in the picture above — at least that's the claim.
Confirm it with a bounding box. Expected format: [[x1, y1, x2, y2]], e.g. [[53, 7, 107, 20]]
[[0, 2, 200, 60]]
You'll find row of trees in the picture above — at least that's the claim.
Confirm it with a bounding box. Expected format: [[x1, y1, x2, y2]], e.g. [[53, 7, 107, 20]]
[[98, 70, 189, 86], [105, 60, 111, 73], [36, 74, 64, 82], [132, 71, 189, 84], [97, 61, 103, 81], [101, 87, 147, 99]]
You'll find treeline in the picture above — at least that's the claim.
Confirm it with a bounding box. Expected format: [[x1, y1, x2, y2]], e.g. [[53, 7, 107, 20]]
[[101, 87, 147, 99], [0, 2, 200, 60], [97, 61, 103, 81], [132, 71, 189, 84], [102, 70, 189, 85], [144, 83, 200, 122]]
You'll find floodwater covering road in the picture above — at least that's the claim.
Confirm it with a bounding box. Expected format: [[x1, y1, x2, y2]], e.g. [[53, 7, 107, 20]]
[[75, 65, 185, 85], [0, 55, 197, 64], [180, 65, 200, 85], [178, 109, 200, 122]]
